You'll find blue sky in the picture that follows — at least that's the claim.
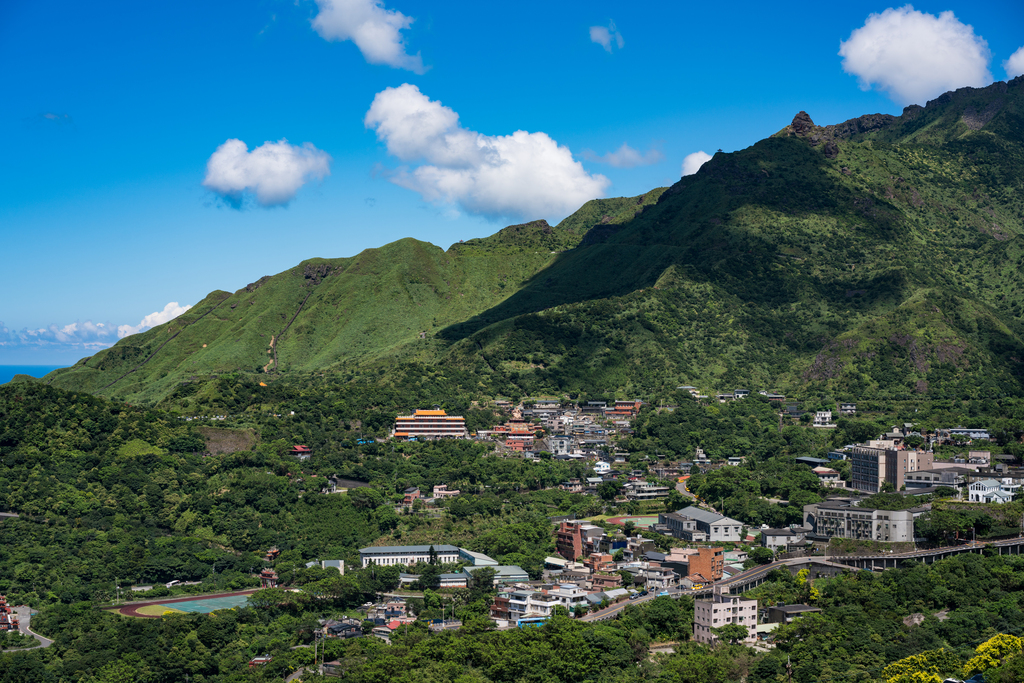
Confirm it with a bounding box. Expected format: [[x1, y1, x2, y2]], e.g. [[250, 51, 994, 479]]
[[2, 0, 1022, 364]]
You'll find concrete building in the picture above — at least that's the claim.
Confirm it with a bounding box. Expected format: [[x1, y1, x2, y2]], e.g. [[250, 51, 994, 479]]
[[671, 506, 744, 542], [623, 481, 671, 501], [803, 501, 914, 542], [555, 520, 605, 560], [813, 467, 843, 488], [393, 409, 467, 440], [504, 584, 590, 621], [694, 586, 758, 644], [903, 467, 968, 489], [359, 544, 460, 568], [949, 427, 991, 440], [688, 547, 724, 581], [813, 411, 835, 428], [458, 548, 498, 566], [658, 512, 707, 541], [765, 605, 822, 624], [760, 527, 810, 552], [464, 565, 529, 584], [851, 441, 934, 493]]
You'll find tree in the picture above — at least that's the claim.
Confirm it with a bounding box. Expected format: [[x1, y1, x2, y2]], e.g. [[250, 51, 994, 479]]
[[470, 567, 496, 597], [748, 547, 774, 565], [712, 623, 749, 646], [882, 648, 965, 682], [623, 521, 636, 537], [599, 481, 622, 501]]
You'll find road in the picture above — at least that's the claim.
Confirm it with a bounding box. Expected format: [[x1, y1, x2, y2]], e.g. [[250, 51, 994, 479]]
[[581, 591, 684, 622], [4, 606, 53, 651]]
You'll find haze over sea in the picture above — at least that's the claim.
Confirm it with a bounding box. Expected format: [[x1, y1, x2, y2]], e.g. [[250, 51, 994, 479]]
[[0, 366, 65, 385]]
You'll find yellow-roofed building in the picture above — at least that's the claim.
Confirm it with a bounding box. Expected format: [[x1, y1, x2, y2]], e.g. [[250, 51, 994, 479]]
[[393, 409, 468, 440]]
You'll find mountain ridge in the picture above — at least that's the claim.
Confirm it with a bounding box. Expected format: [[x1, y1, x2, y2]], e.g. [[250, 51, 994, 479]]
[[42, 77, 1024, 405]]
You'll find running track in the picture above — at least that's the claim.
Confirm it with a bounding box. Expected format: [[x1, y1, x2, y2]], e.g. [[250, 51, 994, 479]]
[[111, 590, 260, 618]]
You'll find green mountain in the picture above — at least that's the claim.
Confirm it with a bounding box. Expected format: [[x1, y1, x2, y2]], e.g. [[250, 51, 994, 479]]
[[46, 77, 1024, 404]]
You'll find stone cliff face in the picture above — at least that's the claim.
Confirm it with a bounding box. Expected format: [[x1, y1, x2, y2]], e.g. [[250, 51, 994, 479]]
[[781, 110, 897, 159]]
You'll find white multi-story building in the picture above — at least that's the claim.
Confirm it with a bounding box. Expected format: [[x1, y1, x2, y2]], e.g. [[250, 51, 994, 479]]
[[359, 544, 460, 567], [813, 411, 834, 428], [506, 584, 590, 620], [694, 587, 757, 644]]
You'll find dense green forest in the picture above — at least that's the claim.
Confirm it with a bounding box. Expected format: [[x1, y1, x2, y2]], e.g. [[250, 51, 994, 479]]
[[0, 384, 597, 603], [5, 552, 1024, 682]]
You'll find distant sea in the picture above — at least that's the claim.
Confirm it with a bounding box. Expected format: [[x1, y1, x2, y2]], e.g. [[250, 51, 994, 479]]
[[0, 365, 66, 385]]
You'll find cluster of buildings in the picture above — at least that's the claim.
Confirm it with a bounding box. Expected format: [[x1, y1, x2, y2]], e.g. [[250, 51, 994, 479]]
[[389, 399, 643, 452], [0, 595, 19, 632], [553, 519, 740, 590]]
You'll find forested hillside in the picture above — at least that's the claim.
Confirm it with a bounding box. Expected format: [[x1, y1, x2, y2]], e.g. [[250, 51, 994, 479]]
[[36, 78, 1024, 410]]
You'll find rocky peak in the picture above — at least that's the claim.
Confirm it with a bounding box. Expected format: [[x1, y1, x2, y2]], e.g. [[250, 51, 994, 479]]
[[791, 111, 815, 137]]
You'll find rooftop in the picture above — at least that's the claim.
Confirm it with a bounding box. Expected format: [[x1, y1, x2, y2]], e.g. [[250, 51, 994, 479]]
[[359, 544, 460, 554]]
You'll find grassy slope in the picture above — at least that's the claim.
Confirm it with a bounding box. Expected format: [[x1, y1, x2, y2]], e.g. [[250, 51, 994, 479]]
[[44, 78, 1024, 404], [44, 194, 661, 403], [436, 79, 1024, 398]]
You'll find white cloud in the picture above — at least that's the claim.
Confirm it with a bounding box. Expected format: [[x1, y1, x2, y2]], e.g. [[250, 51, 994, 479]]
[[0, 302, 193, 361], [117, 302, 192, 339], [364, 84, 610, 221], [312, 0, 425, 73], [584, 143, 663, 168], [839, 6, 992, 106], [1005, 46, 1024, 79], [590, 20, 624, 53], [681, 151, 712, 177], [203, 139, 331, 207]]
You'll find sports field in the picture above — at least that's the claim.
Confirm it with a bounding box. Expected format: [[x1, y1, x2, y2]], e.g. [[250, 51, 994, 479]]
[[605, 515, 660, 527], [136, 604, 184, 616], [117, 590, 258, 618], [155, 595, 251, 613]]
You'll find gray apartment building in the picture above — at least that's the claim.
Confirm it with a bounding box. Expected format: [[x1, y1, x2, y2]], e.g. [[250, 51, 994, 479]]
[[803, 500, 914, 542], [664, 507, 745, 542], [851, 441, 934, 493]]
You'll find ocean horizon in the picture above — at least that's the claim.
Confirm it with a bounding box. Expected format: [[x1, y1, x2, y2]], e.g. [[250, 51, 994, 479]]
[[0, 365, 66, 385]]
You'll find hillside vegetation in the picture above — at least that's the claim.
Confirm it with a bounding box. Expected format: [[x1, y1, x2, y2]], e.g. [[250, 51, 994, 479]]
[[42, 78, 1024, 406]]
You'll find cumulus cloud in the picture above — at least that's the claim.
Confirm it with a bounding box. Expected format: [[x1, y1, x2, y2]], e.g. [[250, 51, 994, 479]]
[[364, 84, 610, 221], [203, 139, 331, 207], [839, 6, 992, 106], [0, 303, 192, 360], [1005, 46, 1024, 79], [590, 20, 624, 53], [117, 302, 192, 339], [681, 151, 713, 177], [312, 0, 425, 73], [583, 143, 663, 168]]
